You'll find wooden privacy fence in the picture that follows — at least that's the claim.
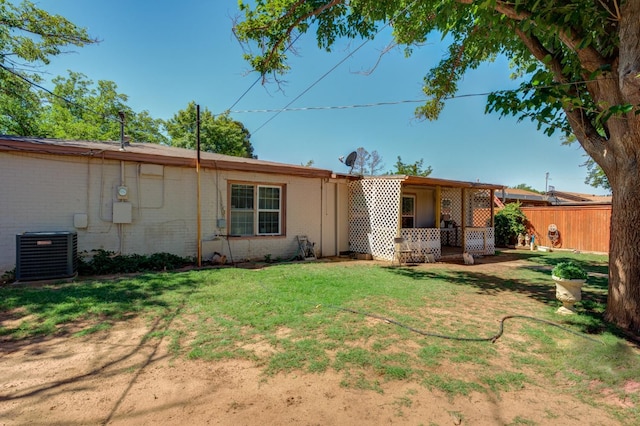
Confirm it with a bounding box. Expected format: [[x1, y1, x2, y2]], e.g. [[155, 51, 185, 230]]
[[521, 205, 611, 253]]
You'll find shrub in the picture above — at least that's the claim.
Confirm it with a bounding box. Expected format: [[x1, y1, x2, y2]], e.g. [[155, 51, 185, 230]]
[[78, 250, 193, 276], [552, 261, 588, 280], [494, 203, 527, 247]]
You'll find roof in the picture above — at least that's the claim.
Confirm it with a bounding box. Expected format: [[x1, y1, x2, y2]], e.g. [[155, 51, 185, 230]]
[[496, 188, 549, 203], [495, 187, 612, 206], [0, 136, 343, 179], [550, 191, 612, 204], [364, 174, 504, 190]]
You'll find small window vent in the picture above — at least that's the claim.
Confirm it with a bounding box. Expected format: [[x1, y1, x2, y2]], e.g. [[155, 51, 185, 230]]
[[16, 232, 78, 281]]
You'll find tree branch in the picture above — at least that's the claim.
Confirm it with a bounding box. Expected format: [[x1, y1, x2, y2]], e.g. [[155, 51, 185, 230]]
[[513, 27, 608, 162], [457, 0, 608, 72]]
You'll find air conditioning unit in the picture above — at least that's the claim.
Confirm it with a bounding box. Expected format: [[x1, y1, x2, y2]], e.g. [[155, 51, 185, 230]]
[[16, 232, 78, 281]]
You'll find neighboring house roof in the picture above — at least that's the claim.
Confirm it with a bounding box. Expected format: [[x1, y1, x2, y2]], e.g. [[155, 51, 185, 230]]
[[496, 188, 550, 205], [0, 135, 341, 179], [550, 191, 612, 205], [495, 187, 612, 206]]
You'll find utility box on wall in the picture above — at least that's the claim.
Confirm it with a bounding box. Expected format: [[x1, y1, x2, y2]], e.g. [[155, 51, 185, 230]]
[[113, 202, 132, 224]]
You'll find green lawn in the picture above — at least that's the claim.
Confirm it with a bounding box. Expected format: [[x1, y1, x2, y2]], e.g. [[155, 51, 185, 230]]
[[1, 250, 638, 423]]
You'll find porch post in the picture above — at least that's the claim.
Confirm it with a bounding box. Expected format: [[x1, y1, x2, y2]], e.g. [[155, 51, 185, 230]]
[[490, 189, 495, 227], [461, 188, 466, 250], [435, 186, 441, 226]]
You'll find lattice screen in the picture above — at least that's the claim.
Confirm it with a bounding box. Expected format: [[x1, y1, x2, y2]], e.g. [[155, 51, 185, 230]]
[[466, 189, 493, 227], [465, 227, 495, 255], [441, 188, 462, 226], [348, 178, 402, 260], [401, 228, 441, 259]]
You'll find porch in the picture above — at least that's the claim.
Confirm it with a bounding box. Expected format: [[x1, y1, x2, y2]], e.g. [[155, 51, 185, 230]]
[[348, 176, 502, 262]]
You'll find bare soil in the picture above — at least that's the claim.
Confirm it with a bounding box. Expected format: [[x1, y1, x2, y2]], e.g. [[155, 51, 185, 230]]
[[0, 256, 633, 425]]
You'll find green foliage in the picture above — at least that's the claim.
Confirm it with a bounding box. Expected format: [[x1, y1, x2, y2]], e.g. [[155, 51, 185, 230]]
[[165, 101, 255, 158], [39, 71, 168, 143], [1, 268, 16, 285], [494, 203, 527, 247], [389, 156, 433, 177], [0, 0, 97, 135], [583, 157, 611, 191], [77, 250, 192, 276], [552, 261, 588, 280]]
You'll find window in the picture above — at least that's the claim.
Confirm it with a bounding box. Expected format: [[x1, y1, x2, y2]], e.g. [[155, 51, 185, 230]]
[[230, 183, 282, 236], [401, 195, 415, 228]]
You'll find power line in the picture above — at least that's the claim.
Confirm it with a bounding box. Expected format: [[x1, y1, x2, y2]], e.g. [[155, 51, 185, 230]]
[[230, 77, 612, 115], [249, 0, 420, 135], [225, 33, 304, 113]]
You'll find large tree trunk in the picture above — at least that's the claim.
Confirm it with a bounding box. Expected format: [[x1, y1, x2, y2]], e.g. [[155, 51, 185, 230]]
[[606, 170, 640, 333]]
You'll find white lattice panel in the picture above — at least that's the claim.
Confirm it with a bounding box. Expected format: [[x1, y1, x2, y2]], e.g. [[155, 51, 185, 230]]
[[401, 228, 441, 259], [349, 178, 402, 260], [467, 189, 493, 227], [441, 188, 462, 226], [465, 227, 495, 255]]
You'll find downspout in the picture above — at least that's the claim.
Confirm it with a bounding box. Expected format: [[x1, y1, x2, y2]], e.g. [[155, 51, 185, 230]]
[[335, 180, 339, 256], [196, 104, 202, 267], [320, 177, 324, 257]]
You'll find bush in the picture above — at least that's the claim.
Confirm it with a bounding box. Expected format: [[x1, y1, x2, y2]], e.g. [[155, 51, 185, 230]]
[[494, 203, 527, 247], [552, 261, 588, 280], [78, 250, 193, 276]]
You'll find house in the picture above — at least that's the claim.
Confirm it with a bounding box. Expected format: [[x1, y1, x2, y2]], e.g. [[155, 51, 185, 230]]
[[0, 136, 504, 275], [0, 136, 351, 274], [349, 176, 503, 261], [495, 188, 551, 206]]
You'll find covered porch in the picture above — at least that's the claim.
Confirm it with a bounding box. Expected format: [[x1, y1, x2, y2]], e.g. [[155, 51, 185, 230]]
[[348, 176, 503, 262]]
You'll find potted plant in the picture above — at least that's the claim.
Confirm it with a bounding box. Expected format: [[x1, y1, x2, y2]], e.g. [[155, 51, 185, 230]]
[[551, 261, 588, 314]]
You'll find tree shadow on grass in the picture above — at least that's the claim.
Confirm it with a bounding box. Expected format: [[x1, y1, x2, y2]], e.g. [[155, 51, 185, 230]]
[[0, 270, 211, 350], [384, 263, 630, 343]]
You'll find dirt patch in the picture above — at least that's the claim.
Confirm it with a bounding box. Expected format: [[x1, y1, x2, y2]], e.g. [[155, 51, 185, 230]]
[[0, 254, 627, 425], [0, 320, 623, 425]]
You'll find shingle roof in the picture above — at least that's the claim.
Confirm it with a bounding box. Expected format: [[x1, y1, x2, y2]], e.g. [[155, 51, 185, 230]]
[[0, 135, 338, 179]]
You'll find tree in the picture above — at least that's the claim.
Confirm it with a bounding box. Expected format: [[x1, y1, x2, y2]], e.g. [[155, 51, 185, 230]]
[[351, 147, 384, 175], [0, 0, 97, 134], [390, 156, 433, 177], [494, 203, 528, 247], [235, 1, 640, 332], [39, 71, 167, 143], [165, 102, 255, 158], [583, 158, 611, 192]]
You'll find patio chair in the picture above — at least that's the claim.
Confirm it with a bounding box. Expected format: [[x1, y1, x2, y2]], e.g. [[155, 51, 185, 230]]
[[392, 237, 418, 266]]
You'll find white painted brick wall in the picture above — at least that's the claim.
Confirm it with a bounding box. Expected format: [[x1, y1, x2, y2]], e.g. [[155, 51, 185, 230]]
[[1, 151, 349, 272]]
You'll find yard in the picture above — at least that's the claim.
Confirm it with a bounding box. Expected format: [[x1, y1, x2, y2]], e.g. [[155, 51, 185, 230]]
[[1, 250, 638, 425]]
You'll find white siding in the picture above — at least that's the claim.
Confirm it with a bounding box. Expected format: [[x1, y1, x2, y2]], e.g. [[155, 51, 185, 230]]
[[0, 152, 348, 272]]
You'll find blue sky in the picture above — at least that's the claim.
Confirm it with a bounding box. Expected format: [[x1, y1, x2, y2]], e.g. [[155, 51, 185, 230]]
[[35, 0, 601, 194]]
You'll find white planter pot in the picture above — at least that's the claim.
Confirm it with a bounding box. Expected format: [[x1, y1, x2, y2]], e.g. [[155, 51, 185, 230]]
[[552, 275, 586, 314]]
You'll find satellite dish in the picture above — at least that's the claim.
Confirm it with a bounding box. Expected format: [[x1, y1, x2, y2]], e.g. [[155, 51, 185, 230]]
[[345, 151, 357, 167], [344, 151, 357, 174]]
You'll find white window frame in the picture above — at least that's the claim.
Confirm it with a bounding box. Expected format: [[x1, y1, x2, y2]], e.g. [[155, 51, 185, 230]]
[[257, 185, 281, 235], [401, 194, 416, 229], [229, 183, 283, 236]]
